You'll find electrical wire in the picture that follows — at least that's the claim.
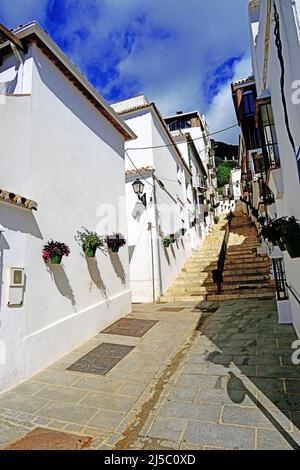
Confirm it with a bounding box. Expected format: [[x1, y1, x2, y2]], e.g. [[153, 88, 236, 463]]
[[126, 123, 239, 151]]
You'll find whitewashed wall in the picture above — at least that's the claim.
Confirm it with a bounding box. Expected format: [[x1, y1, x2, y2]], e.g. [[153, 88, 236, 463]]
[[121, 107, 200, 303], [0, 44, 131, 393], [249, 0, 300, 336]]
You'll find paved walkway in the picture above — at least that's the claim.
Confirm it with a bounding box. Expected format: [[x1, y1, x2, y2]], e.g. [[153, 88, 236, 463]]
[[0, 299, 300, 450]]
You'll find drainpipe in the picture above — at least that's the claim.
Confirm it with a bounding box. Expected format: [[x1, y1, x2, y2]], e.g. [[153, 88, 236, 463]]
[[152, 173, 163, 299], [10, 43, 24, 93]]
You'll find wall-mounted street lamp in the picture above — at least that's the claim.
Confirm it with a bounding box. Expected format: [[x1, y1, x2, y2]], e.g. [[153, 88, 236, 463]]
[[132, 178, 147, 207]]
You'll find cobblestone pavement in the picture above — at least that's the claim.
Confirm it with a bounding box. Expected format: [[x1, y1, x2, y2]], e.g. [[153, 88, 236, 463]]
[[0, 299, 300, 450]]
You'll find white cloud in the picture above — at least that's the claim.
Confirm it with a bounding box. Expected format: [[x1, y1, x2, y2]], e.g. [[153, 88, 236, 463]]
[[206, 56, 252, 144], [0, 0, 251, 143]]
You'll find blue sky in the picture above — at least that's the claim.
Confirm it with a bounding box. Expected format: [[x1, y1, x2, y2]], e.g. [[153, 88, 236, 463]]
[[0, 0, 252, 143]]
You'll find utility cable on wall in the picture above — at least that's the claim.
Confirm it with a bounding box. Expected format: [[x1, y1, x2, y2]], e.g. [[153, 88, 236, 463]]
[[273, 1, 296, 154]]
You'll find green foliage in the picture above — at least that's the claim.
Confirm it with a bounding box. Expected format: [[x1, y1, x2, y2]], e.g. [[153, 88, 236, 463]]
[[212, 140, 238, 160], [75, 228, 105, 253], [216, 160, 237, 188]]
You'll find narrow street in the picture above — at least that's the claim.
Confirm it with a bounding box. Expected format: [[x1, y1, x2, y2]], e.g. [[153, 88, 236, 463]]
[[0, 211, 299, 451]]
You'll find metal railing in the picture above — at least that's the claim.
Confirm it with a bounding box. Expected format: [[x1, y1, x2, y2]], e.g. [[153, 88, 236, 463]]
[[286, 282, 300, 307], [212, 212, 233, 294]]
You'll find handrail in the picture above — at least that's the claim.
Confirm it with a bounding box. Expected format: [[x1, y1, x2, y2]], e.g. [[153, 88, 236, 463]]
[[212, 212, 233, 294], [286, 282, 300, 307]]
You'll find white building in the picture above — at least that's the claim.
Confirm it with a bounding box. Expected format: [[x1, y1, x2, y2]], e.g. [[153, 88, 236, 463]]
[[248, 0, 300, 333], [112, 95, 206, 303], [229, 168, 242, 200], [164, 111, 219, 207], [0, 22, 136, 393]]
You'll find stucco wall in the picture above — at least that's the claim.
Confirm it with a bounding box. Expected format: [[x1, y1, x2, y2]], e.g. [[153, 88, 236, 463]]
[[122, 108, 200, 303], [250, 0, 300, 336], [0, 45, 131, 393]]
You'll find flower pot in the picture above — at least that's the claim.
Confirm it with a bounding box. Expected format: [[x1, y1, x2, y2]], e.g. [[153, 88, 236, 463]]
[[50, 254, 62, 264], [84, 247, 97, 258], [275, 239, 286, 252], [169, 234, 175, 244], [163, 240, 171, 248], [110, 246, 120, 253], [281, 237, 300, 259]]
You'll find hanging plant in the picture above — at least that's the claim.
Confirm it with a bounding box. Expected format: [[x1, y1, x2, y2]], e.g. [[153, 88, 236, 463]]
[[163, 237, 171, 248], [42, 240, 70, 264], [106, 233, 126, 253], [75, 228, 105, 258], [259, 219, 286, 251], [279, 217, 300, 259], [169, 234, 176, 244]]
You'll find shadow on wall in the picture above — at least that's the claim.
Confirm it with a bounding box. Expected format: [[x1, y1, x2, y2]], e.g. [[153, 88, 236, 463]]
[[0, 205, 43, 239], [85, 256, 109, 299], [108, 251, 126, 285], [48, 264, 76, 311], [0, 233, 10, 309], [132, 202, 146, 223]]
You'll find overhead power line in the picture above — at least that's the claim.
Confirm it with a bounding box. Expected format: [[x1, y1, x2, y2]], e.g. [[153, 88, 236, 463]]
[[126, 123, 239, 151]]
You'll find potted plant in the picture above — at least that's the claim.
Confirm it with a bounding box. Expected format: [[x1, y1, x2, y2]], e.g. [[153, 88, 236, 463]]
[[75, 228, 105, 258], [259, 219, 286, 251], [42, 240, 70, 264], [181, 228, 186, 236], [169, 234, 176, 244], [214, 216, 220, 224], [279, 217, 300, 259], [163, 237, 171, 248], [106, 233, 126, 253]]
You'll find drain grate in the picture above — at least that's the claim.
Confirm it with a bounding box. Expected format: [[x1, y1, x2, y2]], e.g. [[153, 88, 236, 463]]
[[195, 314, 213, 333], [67, 343, 135, 375], [101, 318, 158, 337], [158, 307, 184, 312], [3, 427, 92, 450]]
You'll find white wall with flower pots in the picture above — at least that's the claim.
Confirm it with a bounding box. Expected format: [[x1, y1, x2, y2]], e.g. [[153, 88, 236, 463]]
[[113, 98, 204, 303], [249, 0, 300, 337], [0, 43, 133, 393]]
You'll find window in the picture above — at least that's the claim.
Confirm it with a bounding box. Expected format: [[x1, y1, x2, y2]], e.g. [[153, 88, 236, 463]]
[[259, 102, 280, 170], [243, 90, 255, 116], [169, 120, 191, 132]]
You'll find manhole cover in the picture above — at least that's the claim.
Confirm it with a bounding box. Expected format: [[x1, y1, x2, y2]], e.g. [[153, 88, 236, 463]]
[[3, 427, 92, 450], [158, 307, 184, 312], [67, 343, 135, 375], [101, 318, 158, 337]]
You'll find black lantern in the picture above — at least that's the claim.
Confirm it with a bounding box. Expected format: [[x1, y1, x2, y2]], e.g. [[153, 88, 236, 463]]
[[132, 178, 147, 207]]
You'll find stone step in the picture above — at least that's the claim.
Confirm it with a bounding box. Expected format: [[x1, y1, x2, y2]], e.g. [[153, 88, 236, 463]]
[[223, 273, 270, 282], [224, 266, 270, 275], [160, 294, 207, 302], [207, 291, 275, 301]]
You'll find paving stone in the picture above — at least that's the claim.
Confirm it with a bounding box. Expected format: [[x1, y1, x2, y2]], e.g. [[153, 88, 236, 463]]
[[147, 417, 187, 441], [12, 382, 46, 396], [116, 382, 147, 397], [79, 392, 136, 413], [88, 409, 126, 431], [73, 376, 123, 393], [0, 393, 47, 414], [33, 370, 80, 386], [256, 428, 299, 450], [169, 387, 199, 402], [285, 379, 300, 394], [0, 427, 27, 448], [38, 401, 97, 425], [222, 405, 292, 431], [183, 421, 255, 450], [257, 366, 300, 379], [159, 401, 221, 422], [196, 388, 256, 406], [35, 385, 88, 403], [257, 392, 300, 411]]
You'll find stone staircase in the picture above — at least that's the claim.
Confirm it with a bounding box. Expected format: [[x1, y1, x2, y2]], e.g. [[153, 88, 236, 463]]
[[159, 218, 228, 302], [159, 205, 275, 302]]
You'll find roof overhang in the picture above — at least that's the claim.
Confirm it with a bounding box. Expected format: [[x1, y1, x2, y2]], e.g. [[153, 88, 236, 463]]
[[0, 22, 136, 142], [0, 188, 38, 211]]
